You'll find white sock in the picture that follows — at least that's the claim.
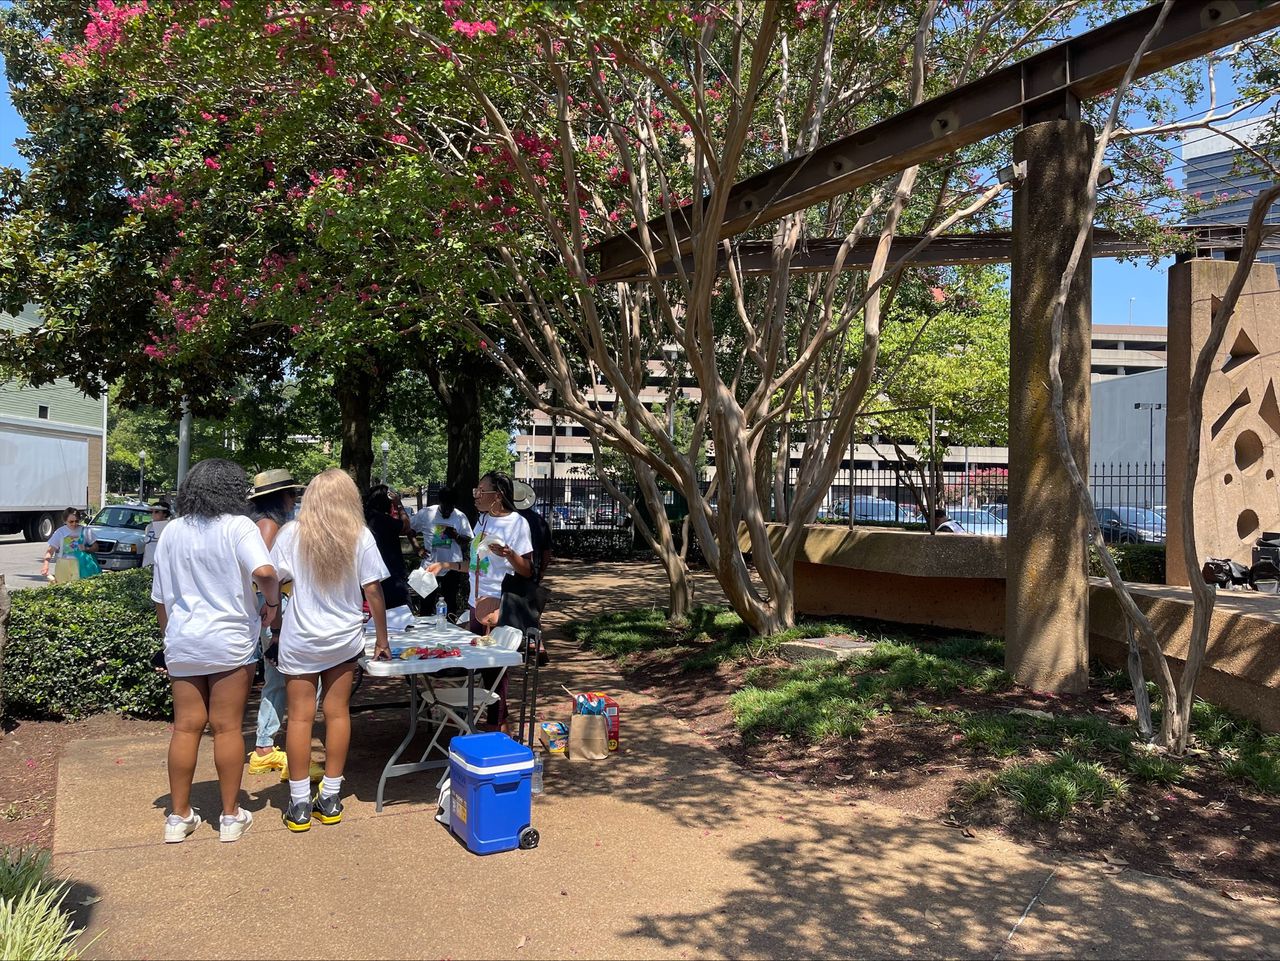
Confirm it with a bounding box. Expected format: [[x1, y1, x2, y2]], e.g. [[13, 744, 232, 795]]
[[320, 775, 342, 799], [289, 778, 310, 805]]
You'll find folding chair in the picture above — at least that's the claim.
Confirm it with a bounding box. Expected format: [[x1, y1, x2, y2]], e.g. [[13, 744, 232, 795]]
[[417, 625, 523, 757]]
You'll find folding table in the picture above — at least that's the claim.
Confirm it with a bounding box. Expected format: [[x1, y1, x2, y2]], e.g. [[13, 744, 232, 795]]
[[358, 622, 523, 812]]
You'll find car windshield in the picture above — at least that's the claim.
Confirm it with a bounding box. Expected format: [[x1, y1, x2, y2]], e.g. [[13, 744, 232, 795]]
[[1116, 507, 1164, 528], [91, 507, 150, 530], [952, 511, 1005, 529]]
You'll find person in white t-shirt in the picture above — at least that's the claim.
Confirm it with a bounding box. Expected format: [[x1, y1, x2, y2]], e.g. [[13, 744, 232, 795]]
[[141, 500, 171, 568], [268, 469, 390, 833], [150, 459, 279, 845], [428, 471, 532, 729], [410, 486, 472, 615], [40, 508, 98, 583]]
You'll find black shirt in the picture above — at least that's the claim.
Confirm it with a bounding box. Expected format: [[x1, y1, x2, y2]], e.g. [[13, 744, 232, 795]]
[[518, 507, 553, 581], [366, 512, 410, 608]]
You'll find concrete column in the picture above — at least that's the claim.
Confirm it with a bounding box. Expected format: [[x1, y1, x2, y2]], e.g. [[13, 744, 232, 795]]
[[1166, 259, 1280, 585], [1005, 120, 1093, 693]]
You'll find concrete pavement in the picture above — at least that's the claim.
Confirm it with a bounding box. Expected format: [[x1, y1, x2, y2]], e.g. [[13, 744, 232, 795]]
[[0, 532, 52, 590], [52, 562, 1280, 959]]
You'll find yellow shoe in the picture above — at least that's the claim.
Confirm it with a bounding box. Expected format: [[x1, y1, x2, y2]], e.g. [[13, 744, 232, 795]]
[[279, 760, 326, 782], [248, 747, 287, 775]]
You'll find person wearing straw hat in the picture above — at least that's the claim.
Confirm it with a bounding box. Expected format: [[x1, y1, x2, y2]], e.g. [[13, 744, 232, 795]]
[[512, 481, 552, 583], [245, 469, 319, 780]]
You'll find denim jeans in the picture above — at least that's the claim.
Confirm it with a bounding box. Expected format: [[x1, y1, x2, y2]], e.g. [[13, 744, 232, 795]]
[[255, 650, 288, 749]]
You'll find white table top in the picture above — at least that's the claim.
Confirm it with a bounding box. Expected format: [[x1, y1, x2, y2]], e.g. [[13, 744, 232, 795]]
[[359, 620, 523, 677]]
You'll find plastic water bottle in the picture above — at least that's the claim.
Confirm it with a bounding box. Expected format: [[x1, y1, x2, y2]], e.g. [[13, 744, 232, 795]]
[[434, 598, 448, 626], [531, 755, 544, 795]]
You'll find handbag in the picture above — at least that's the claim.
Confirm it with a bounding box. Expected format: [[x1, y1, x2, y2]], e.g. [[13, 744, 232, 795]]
[[74, 550, 102, 579]]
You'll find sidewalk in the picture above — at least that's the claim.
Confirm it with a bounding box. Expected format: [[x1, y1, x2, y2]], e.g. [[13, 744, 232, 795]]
[[54, 561, 1279, 959]]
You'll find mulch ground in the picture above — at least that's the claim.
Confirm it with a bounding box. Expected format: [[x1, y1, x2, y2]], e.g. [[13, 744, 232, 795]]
[[617, 648, 1280, 903]]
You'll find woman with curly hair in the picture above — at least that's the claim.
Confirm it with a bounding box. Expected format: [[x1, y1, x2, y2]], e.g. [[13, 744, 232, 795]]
[[269, 468, 391, 832], [151, 458, 279, 844]]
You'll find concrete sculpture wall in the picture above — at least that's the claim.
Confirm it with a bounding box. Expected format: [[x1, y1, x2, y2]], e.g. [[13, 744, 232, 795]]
[[1166, 259, 1280, 585]]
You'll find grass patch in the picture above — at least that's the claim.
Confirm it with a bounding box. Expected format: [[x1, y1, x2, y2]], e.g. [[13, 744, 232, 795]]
[[1125, 751, 1189, 786], [731, 639, 1011, 742], [573, 604, 866, 670], [992, 753, 1129, 821]]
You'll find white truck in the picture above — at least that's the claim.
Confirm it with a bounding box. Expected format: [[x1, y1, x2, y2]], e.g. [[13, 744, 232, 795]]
[[0, 426, 92, 541]]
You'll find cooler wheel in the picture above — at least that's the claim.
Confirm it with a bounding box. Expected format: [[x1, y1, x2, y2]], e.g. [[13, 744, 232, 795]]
[[519, 827, 540, 850]]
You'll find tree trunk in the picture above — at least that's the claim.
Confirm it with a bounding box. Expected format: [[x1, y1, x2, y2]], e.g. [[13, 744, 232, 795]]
[[445, 376, 481, 521], [337, 372, 374, 492]]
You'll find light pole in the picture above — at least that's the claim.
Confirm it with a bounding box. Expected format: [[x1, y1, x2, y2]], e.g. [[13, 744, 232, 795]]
[[137, 450, 146, 503], [1128, 296, 1136, 324], [1134, 402, 1164, 508], [380, 439, 390, 486], [662, 343, 680, 441], [525, 443, 534, 483]]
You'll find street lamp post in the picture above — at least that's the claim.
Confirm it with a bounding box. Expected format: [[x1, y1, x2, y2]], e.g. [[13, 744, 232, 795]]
[[662, 344, 680, 441], [525, 443, 534, 483], [1134, 402, 1164, 508], [380, 439, 390, 486], [137, 450, 146, 503]]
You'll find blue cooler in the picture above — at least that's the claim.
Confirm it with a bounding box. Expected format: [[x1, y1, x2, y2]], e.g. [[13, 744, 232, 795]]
[[448, 732, 536, 855]]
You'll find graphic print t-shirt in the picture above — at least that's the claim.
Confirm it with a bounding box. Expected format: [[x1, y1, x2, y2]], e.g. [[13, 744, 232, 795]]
[[468, 511, 533, 606], [411, 506, 473, 565], [47, 524, 96, 559]]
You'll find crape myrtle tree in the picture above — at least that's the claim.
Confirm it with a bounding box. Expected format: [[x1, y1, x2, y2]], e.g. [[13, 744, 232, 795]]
[[424, 0, 1194, 633], [6, 0, 512, 499]]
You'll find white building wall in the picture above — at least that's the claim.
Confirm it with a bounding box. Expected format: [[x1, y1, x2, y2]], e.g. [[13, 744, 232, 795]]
[[1091, 367, 1167, 467]]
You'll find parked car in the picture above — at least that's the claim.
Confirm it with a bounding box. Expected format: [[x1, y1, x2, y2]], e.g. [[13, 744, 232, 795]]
[[947, 509, 1008, 536], [985, 503, 1009, 521], [1112, 506, 1165, 542], [1095, 507, 1142, 544], [846, 495, 918, 524], [85, 503, 151, 570]]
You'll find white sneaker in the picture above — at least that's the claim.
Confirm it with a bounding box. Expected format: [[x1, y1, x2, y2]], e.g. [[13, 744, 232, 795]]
[[219, 808, 253, 843], [164, 809, 202, 843]]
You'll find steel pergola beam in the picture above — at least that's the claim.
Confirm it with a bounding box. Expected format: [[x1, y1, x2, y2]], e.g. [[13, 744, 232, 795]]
[[590, 1, 1280, 283], [601, 223, 1280, 280]]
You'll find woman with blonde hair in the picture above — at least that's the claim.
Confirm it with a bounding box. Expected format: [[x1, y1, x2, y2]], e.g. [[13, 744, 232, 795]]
[[269, 469, 391, 832]]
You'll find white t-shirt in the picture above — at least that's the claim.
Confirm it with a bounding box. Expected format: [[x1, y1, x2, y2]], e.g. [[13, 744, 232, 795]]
[[468, 511, 533, 607], [150, 514, 273, 678], [142, 519, 169, 567], [271, 523, 389, 675], [411, 506, 473, 565], [47, 524, 96, 559]]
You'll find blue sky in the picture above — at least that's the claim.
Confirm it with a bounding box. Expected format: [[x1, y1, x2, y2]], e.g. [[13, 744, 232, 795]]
[[0, 51, 1272, 330]]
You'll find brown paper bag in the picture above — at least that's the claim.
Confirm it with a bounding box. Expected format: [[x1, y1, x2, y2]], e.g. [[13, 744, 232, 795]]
[[569, 713, 609, 761]]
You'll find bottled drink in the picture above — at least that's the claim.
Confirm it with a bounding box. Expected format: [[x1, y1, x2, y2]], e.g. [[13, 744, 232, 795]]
[[434, 598, 449, 626], [531, 755, 544, 795]]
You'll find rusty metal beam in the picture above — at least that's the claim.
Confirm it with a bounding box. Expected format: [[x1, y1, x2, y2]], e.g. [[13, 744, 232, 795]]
[[591, 1, 1280, 283], [603, 224, 1280, 280]]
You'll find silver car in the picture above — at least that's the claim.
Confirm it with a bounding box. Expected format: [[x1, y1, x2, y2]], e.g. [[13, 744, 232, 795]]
[[86, 504, 151, 570]]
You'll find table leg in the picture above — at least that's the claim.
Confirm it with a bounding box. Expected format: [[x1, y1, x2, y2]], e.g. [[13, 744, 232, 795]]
[[376, 676, 420, 813], [467, 669, 475, 727]]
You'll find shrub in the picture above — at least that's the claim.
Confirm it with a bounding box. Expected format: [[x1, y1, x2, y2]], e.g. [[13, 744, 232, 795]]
[[4, 569, 170, 720], [0, 847, 82, 961], [1088, 542, 1165, 584]]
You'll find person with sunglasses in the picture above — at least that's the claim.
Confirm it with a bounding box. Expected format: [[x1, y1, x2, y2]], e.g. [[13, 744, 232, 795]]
[[427, 472, 532, 728], [142, 500, 172, 568], [41, 508, 98, 583]]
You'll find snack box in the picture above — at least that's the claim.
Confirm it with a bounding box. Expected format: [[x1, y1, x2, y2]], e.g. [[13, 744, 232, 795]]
[[538, 721, 568, 755]]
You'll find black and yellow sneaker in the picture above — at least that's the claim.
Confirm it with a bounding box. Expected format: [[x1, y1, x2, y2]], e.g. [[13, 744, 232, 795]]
[[312, 791, 343, 826], [282, 799, 312, 833]]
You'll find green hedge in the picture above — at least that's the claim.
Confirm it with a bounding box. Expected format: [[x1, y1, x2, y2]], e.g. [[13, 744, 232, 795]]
[[1088, 542, 1166, 585], [4, 569, 170, 720]]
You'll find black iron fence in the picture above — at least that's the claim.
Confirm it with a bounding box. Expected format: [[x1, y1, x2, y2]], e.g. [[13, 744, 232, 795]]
[[408, 461, 1166, 540]]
